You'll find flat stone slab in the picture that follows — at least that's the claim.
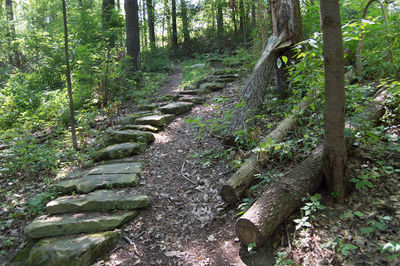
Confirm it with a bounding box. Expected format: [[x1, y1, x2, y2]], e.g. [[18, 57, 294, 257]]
[[179, 95, 205, 104], [25, 211, 137, 239], [27, 231, 120, 266], [120, 111, 154, 125], [119, 124, 161, 132], [103, 129, 155, 146], [87, 162, 142, 175], [47, 190, 149, 214], [159, 102, 193, 115], [198, 82, 225, 92], [95, 142, 146, 161], [178, 89, 210, 95], [52, 173, 139, 194], [134, 114, 175, 128]]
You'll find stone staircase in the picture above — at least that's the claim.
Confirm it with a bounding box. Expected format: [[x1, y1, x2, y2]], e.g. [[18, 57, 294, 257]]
[[19, 67, 240, 265]]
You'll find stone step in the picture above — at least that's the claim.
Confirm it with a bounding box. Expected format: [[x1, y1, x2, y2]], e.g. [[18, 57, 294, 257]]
[[119, 124, 161, 133], [94, 142, 147, 161], [27, 231, 120, 266], [178, 95, 206, 104], [87, 162, 142, 175], [47, 190, 150, 214], [25, 211, 137, 239], [134, 114, 175, 128], [159, 102, 193, 115], [52, 172, 139, 194], [120, 111, 154, 125], [198, 82, 225, 92], [103, 129, 155, 146]]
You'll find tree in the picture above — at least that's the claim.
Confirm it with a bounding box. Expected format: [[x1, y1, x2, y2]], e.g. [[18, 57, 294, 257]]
[[226, 0, 303, 142], [171, 0, 178, 48], [320, 0, 348, 203], [62, 0, 78, 150], [125, 0, 141, 71], [146, 0, 156, 48], [181, 0, 190, 43], [5, 0, 21, 67], [102, 0, 116, 47], [216, 0, 224, 36]]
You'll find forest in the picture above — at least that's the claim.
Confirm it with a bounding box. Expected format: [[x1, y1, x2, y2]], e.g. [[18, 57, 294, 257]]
[[0, 0, 399, 265]]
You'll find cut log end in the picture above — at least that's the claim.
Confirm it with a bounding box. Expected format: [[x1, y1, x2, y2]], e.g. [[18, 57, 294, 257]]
[[220, 185, 237, 203], [235, 218, 261, 247]]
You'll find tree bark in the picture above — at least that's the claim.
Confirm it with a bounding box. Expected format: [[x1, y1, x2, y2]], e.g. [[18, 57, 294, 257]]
[[146, 0, 156, 48], [125, 0, 141, 71], [320, 0, 347, 203], [180, 0, 190, 43], [102, 0, 116, 48], [141, 0, 148, 48], [226, 34, 290, 139], [235, 89, 388, 247], [216, 0, 224, 37], [171, 0, 178, 48], [62, 0, 78, 150], [226, 0, 302, 139], [164, 0, 172, 47], [221, 96, 312, 203], [5, 0, 21, 68]]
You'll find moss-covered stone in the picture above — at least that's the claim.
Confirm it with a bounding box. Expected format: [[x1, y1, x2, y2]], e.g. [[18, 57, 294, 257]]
[[159, 102, 193, 115], [119, 124, 161, 132], [87, 162, 142, 175], [47, 190, 150, 214], [134, 114, 175, 128], [25, 211, 137, 239], [198, 82, 225, 92], [103, 129, 155, 146], [94, 142, 147, 161], [178, 95, 206, 104], [52, 173, 139, 194], [119, 111, 154, 125], [27, 231, 120, 266]]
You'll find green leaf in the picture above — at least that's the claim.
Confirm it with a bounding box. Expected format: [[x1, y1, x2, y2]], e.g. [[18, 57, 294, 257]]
[[282, 56, 288, 64]]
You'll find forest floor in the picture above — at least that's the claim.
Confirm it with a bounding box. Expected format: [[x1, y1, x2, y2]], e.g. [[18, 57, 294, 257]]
[[1, 63, 399, 265]]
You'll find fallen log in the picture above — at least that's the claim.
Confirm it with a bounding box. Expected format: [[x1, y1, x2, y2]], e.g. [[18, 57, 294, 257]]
[[235, 90, 388, 247], [220, 97, 312, 203]]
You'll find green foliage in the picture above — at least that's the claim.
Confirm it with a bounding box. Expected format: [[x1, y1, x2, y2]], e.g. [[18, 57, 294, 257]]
[[336, 242, 358, 256], [294, 194, 325, 231], [275, 251, 294, 266], [237, 198, 253, 216], [360, 218, 389, 235], [27, 188, 60, 215]]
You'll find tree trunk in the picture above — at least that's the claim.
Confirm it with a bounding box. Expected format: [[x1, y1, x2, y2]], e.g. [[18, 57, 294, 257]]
[[180, 0, 190, 43], [221, 96, 312, 203], [271, 0, 303, 98], [102, 0, 115, 47], [216, 0, 224, 36], [125, 0, 141, 71], [231, 9, 238, 37], [146, 0, 156, 48], [141, 0, 148, 48], [236, 146, 323, 247], [226, 0, 302, 139], [225, 34, 290, 140], [5, 0, 21, 68], [171, 0, 178, 48], [164, 0, 172, 47], [320, 0, 347, 203], [62, 0, 78, 150], [235, 89, 388, 247]]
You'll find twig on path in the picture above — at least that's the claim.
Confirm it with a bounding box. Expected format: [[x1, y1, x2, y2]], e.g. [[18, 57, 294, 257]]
[[180, 158, 198, 185], [122, 233, 141, 256]]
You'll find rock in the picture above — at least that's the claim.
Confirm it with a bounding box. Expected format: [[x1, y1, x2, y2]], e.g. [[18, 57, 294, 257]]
[[138, 102, 168, 111], [25, 211, 137, 239], [87, 162, 142, 175], [103, 129, 155, 146], [47, 190, 150, 214], [53, 173, 139, 194], [178, 89, 211, 95], [190, 63, 206, 69], [94, 142, 147, 161], [27, 231, 120, 266], [198, 82, 225, 92], [179, 95, 206, 104], [119, 124, 161, 133], [134, 114, 175, 128], [159, 102, 193, 115], [213, 68, 239, 75], [120, 111, 154, 125], [183, 84, 196, 90]]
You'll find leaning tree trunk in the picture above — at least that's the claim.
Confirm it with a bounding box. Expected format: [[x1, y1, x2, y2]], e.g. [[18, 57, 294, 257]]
[[320, 0, 347, 203], [235, 89, 388, 247], [226, 0, 302, 140], [221, 95, 312, 203]]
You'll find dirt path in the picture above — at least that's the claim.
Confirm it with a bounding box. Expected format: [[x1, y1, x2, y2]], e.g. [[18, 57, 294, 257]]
[[105, 66, 246, 265]]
